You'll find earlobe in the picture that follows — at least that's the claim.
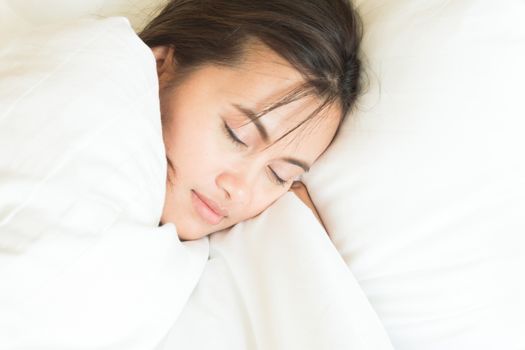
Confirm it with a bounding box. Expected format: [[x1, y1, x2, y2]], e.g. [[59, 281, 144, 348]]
[[151, 45, 175, 77]]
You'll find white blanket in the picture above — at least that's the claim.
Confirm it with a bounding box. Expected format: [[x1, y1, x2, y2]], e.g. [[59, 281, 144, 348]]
[[0, 17, 209, 349]]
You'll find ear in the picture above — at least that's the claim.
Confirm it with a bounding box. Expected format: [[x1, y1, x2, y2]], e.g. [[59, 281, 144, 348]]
[[151, 45, 176, 84]]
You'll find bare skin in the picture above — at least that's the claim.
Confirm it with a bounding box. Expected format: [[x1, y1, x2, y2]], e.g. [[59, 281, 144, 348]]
[[153, 44, 339, 240]]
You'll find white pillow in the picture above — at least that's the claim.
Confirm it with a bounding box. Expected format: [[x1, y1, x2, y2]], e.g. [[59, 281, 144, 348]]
[[0, 17, 208, 349], [304, 0, 525, 349]]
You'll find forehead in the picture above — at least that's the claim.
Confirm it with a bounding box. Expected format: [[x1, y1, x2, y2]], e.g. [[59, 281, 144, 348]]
[[221, 44, 340, 148], [228, 42, 305, 100], [171, 42, 341, 162]]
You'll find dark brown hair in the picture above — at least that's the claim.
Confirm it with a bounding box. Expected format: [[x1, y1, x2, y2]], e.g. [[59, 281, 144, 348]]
[[139, 0, 363, 144]]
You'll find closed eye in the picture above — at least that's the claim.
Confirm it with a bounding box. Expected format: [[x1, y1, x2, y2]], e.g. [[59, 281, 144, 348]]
[[223, 121, 248, 148], [223, 120, 288, 187], [268, 166, 287, 186]]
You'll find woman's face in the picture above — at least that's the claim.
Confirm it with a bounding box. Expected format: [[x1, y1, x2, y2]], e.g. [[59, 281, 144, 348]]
[[153, 44, 340, 240]]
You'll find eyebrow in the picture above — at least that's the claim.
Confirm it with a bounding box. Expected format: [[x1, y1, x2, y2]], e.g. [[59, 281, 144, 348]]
[[233, 104, 269, 142], [281, 157, 310, 173], [232, 103, 311, 173]]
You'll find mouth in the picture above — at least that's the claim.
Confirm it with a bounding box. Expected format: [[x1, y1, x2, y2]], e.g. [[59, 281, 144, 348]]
[[191, 190, 227, 225]]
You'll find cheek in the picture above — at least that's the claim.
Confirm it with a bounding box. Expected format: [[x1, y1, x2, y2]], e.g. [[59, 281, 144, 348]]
[[235, 185, 288, 223], [168, 130, 217, 180], [162, 113, 212, 175]]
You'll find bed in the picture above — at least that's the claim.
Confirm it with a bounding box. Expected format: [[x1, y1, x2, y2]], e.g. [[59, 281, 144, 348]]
[[1, 0, 524, 349]]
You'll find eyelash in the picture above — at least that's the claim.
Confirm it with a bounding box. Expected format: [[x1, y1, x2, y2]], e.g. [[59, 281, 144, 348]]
[[223, 122, 288, 187], [223, 121, 247, 149], [268, 167, 287, 186]]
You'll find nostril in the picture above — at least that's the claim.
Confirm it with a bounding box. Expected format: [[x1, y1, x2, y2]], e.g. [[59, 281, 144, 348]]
[[216, 171, 251, 205]]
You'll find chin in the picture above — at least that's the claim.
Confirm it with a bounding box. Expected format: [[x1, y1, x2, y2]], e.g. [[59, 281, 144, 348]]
[[161, 202, 237, 240], [179, 220, 238, 241], [174, 216, 218, 241], [177, 228, 207, 241]]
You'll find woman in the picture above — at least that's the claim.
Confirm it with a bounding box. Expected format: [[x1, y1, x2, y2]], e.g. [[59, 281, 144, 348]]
[[140, 0, 363, 240]]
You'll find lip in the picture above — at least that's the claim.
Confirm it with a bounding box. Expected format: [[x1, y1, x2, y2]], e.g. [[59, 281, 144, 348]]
[[191, 190, 227, 225]]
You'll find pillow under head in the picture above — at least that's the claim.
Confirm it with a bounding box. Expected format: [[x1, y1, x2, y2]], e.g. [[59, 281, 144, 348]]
[[304, 0, 525, 349]]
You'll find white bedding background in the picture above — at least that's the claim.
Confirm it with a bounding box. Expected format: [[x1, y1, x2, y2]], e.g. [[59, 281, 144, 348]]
[[1, 0, 524, 349], [304, 0, 525, 349], [0, 12, 392, 350]]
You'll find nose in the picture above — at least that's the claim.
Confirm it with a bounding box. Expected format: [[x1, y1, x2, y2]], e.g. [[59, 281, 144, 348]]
[[215, 171, 250, 205]]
